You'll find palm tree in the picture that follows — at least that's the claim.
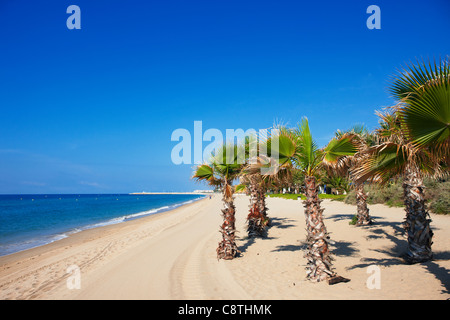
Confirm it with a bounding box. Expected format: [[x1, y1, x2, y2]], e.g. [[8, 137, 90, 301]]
[[239, 173, 270, 237], [355, 110, 439, 263], [240, 128, 296, 238], [291, 168, 305, 194], [192, 144, 244, 260], [355, 57, 449, 263], [321, 173, 350, 195], [236, 135, 272, 238], [334, 124, 377, 226], [261, 118, 356, 283]]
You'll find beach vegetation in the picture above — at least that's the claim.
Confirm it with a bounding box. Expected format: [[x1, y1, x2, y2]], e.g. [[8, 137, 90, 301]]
[[344, 178, 449, 214], [259, 118, 355, 284], [268, 193, 346, 201], [192, 56, 449, 277], [353, 57, 449, 264], [329, 124, 377, 226], [238, 136, 272, 238], [192, 144, 244, 260]]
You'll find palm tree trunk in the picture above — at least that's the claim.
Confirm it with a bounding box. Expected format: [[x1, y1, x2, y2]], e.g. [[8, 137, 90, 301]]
[[247, 183, 263, 237], [257, 185, 270, 226], [218, 182, 239, 260], [355, 182, 372, 226], [303, 176, 335, 282], [246, 181, 268, 237], [402, 164, 433, 263]]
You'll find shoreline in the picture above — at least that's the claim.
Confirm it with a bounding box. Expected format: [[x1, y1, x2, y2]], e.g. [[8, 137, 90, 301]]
[[0, 195, 213, 299], [129, 192, 214, 195], [0, 194, 207, 259], [0, 194, 448, 300]]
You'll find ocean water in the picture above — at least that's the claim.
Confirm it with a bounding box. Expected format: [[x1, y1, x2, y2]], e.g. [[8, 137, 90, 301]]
[[0, 194, 205, 257]]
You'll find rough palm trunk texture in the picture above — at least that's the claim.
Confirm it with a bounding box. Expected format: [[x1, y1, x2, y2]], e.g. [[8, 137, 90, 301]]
[[257, 185, 270, 226], [402, 165, 433, 263], [247, 203, 265, 237], [217, 185, 239, 260], [246, 181, 269, 237], [355, 182, 372, 226], [303, 176, 335, 282]]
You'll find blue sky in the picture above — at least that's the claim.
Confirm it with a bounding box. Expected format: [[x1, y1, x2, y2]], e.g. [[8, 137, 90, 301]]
[[0, 0, 449, 194]]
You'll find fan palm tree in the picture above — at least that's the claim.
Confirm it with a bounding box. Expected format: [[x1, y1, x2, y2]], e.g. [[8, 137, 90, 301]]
[[355, 57, 449, 263], [240, 128, 296, 238], [239, 173, 270, 237], [333, 125, 377, 226], [259, 118, 356, 283], [192, 144, 244, 260], [235, 134, 272, 238], [291, 168, 305, 194], [321, 173, 350, 195]]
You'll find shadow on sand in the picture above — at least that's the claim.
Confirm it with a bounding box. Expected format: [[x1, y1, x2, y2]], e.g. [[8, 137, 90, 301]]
[[239, 211, 450, 294], [237, 216, 295, 254], [336, 214, 450, 295]]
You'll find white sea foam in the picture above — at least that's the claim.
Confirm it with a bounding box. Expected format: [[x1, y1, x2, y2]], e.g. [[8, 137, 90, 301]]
[[0, 195, 206, 257]]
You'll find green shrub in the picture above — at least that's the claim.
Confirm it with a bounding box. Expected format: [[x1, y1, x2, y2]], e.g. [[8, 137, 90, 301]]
[[268, 194, 305, 200], [319, 194, 346, 201], [426, 179, 450, 215], [345, 182, 403, 207], [344, 179, 449, 215], [268, 193, 345, 201]]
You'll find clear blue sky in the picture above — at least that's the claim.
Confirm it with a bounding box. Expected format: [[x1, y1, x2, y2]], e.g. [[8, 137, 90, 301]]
[[0, 0, 449, 194]]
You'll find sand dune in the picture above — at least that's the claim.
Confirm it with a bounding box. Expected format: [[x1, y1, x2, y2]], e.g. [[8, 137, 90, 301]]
[[0, 194, 448, 300]]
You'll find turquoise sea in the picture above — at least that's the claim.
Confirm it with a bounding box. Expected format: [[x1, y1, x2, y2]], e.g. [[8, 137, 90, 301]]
[[0, 193, 205, 257]]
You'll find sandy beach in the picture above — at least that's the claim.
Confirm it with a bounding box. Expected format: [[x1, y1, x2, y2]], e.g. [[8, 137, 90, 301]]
[[0, 194, 448, 300]]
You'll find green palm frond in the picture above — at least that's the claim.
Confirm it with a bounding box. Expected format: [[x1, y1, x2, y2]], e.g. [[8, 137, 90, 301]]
[[192, 164, 220, 186], [387, 57, 450, 167], [193, 142, 245, 189], [295, 118, 316, 168], [292, 117, 323, 176], [322, 174, 351, 193], [389, 57, 450, 100], [273, 132, 298, 166], [322, 133, 358, 176], [353, 142, 409, 184], [336, 123, 368, 138], [398, 67, 450, 151], [323, 134, 357, 164], [192, 164, 214, 180], [211, 144, 244, 178], [375, 109, 406, 144], [343, 123, 377, 148], [246, 127, 297, 177], [234, 184, 247, 193]]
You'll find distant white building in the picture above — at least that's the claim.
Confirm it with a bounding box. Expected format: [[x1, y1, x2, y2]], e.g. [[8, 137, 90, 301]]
[[193, 190, 214, 193]]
